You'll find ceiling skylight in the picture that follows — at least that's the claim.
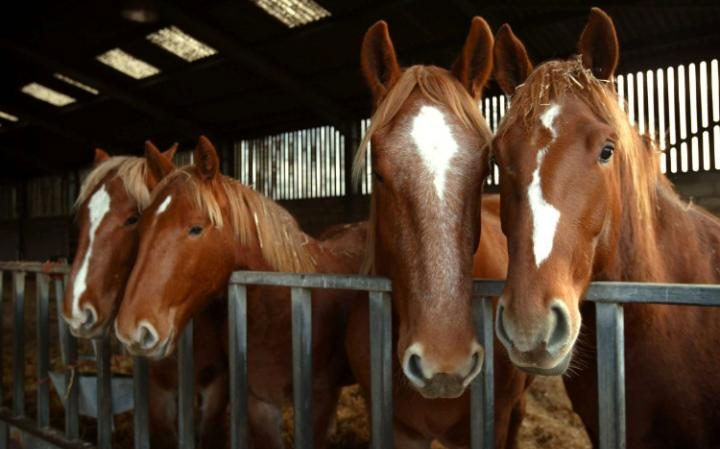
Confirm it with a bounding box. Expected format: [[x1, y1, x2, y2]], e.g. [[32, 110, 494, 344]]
[[53, 73, 99, 95], [0, 110, 19, 122], [147, 26, 217, 62], [250, 0, 330, 28], [21, 83, 76, 107], [96, 49, 160, 79]]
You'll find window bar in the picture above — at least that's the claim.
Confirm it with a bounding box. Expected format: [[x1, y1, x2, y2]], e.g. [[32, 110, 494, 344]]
[[13, 271, 26, 416], [36, 273, 51, 428], [689, 64, 700, 171], [291, 287, 313, 449], [637, 72, 646, 135], [229, 284, 248, 449], [699, 62, 711, 170], [54, 275, 79, 439], [313, 128, 319, 198], [595, 302, 626, 449], [471, 295, 494, 449], [178, 320, 195, 449], [369, 291, 393, 449]]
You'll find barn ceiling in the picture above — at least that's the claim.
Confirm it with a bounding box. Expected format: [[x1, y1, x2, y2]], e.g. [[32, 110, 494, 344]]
[[0, 0, 719, 180]]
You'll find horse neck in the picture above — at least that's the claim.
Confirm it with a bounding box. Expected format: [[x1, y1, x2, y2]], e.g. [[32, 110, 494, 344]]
[[606, 176, 720, 284]]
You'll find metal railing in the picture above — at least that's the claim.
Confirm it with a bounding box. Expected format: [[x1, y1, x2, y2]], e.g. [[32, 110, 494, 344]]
[[2, 262, 720, 449]]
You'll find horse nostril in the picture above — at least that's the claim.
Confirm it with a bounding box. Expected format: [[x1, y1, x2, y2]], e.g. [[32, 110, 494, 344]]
[[408, 354, 426, 383], [81, 306, 96, 330], [138, 324, 158, 350], [463, 347, 484, 385], [547, 303, 571, 354], [496, 304, 513, 348]]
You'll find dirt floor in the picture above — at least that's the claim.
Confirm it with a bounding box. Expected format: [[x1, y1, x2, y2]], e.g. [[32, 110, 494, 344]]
[[2, 274, 591, 448]]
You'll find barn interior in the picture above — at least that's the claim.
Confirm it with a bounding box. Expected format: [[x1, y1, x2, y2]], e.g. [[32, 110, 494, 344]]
[[1, 2, 719, 448]]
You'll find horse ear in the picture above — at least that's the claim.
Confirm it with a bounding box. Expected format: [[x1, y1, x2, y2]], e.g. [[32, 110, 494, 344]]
[[451, 17, 494, 99], [194, 135, 220, 181], [361, 20, 402, 107], [493, 24, 533, 96], [145, 141, 176, 180], [94, 148, 110, 165], [578, 7, 619, 80], [162, 142, 178, 161]]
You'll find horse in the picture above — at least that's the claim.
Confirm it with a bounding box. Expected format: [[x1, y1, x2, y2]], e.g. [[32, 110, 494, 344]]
[[113, 135, 367, 449], [61, 144, 229, 449], [492, 8, 720, 448], [344, 18, 530, 448]]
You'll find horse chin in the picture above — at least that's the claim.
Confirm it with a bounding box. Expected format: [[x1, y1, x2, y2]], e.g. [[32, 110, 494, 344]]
[[415, 374, 467, 399], [68, 321, 109, 339], [514, 351, 573, 376]]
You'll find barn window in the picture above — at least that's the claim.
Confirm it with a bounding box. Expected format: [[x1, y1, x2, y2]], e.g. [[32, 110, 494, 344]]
[[27, 175, 72, 217], [235, 126, 345, 200], [147, 26, 217, 62], [0, 185, 17, 220], [0, 110, 19, 122], [96, 48, 160, 79], [250, 0, 331, 28], [21, 83, 76, 107]]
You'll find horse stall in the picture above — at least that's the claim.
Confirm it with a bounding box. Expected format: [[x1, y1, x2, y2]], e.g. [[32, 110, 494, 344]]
[[1, 2, 720, 449]]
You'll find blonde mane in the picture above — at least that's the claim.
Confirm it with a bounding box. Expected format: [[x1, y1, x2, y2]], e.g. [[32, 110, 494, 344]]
[[496, 56, 679, 277], [351, 65, 494, 273], [152, 167, 316, 273], [75, 156, 151, 212]]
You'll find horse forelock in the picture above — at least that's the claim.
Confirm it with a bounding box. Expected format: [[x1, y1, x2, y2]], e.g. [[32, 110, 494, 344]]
[[151, 167, 316, 273], [353, 65, 492, 274], [75, 156, 151, 215]]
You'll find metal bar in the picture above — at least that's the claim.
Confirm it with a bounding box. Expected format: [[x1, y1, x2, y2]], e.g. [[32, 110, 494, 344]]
[[291, 287, 313, 449], [178, 320, 195, 449], [229, 284, 248, 449], [595, 302, 626, 449], [0, 262, 69, 273], [93, 338, 112, 449], [470, 296, 494, 449], [36, 273, 51, 428], [12, 271, 25, 416], [472, 280, 720, 306], [56, 275, 79, 440], [230, 271, 391, 292], [0, 409, 94, 449], [583, 282, 720, 305], [368, 291, 392, 449], [133, 357, 150, 449]]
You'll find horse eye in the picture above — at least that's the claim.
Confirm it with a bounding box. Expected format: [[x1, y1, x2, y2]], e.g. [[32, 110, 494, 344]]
[[373, 171, 384, 184], [599, 143, 614, 163], [125, 215, 139, 226], [188, 225, 203, 236]]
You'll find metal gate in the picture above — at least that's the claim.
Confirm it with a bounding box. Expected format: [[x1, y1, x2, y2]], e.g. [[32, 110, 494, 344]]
[[1, 262, 720, 449]]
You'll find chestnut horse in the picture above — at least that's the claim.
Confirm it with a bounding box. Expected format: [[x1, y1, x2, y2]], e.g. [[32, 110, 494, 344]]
[[345, 19, 529, 448], [114, 136, 367, 449], [62, 144, 229, 449], [492, 8, 720, 448]]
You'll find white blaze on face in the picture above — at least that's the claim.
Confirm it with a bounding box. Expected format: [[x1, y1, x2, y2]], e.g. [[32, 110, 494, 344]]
[[410, 105, 459, 201], [72, 185, 112, 317], [156, 195, 172, 215], [528, 103, 562, 267]]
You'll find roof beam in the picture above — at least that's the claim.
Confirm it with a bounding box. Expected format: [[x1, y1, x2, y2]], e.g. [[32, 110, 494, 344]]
[[159, 2, 351, 132], [0, 40, 205, 139]]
